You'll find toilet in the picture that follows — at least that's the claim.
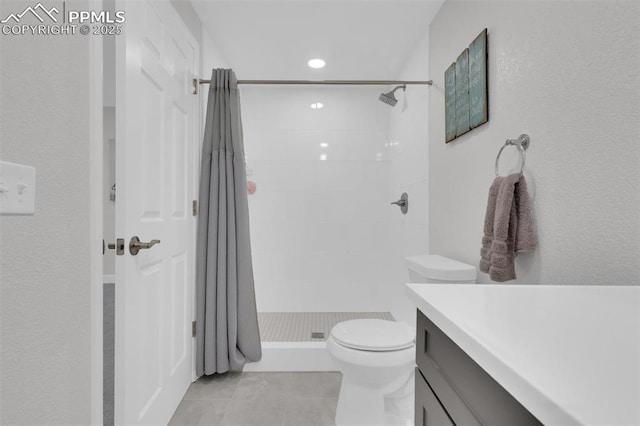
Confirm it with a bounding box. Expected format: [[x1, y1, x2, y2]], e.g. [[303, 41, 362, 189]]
[[327, 255, 477, 426], [404, 254, 477, 284]]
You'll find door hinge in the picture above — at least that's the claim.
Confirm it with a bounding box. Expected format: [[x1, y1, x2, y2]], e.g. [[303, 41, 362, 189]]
[[192, 321, 197, 337], [192, 200, 197, 216]]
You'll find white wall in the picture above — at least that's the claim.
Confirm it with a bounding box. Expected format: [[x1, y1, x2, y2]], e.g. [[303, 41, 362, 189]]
[[386, 32, 431, 323], [170, 0, 202, 42], [201, 26, 229, 81], [429, 0, 640, 284], [200, 26, 230, 140], [0, 1, 92, 423], [242, 86, 393, 312]]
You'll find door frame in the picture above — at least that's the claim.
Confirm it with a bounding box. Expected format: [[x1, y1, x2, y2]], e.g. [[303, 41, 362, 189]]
[[89, 0, 104, 423]]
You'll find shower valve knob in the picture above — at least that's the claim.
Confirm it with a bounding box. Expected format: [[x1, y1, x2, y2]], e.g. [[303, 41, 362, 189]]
[[391, 193, 409, 214]]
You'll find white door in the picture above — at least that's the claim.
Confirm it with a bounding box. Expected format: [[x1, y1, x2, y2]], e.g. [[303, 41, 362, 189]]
[[114, 1, 199, 424]]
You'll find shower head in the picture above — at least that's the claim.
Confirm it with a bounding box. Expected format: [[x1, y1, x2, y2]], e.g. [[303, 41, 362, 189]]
[[379, 85, 406, 107]]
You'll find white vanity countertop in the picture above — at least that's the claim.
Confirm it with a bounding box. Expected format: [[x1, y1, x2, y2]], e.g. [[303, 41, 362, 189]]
[[406, 284, 640, 426]]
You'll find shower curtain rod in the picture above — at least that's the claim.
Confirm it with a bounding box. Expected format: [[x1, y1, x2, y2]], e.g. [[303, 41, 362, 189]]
[[192, 78, 432, 94]]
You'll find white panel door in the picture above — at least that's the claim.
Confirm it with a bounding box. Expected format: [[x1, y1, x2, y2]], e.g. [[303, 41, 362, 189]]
[[115, 1, 199, 424]]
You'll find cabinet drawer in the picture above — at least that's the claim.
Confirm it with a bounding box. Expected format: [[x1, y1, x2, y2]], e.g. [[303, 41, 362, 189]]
[[415, 368, 453, 426], [416, 310, 542, 426]]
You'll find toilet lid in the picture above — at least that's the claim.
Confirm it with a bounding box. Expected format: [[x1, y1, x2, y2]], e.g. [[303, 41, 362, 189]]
[[330, 319, 414, 351]]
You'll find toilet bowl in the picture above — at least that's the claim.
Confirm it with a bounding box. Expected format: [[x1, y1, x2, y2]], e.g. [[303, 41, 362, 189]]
[[327, 319, 415, 426], [327, 255, 477, 425]]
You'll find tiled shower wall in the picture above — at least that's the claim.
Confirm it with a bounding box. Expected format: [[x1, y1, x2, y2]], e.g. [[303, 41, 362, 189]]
[[386, 32, 431, 325], [242, 86, 395, 312]]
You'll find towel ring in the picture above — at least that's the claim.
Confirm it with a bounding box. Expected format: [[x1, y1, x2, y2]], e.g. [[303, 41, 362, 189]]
[[495, 134, 530, 176]]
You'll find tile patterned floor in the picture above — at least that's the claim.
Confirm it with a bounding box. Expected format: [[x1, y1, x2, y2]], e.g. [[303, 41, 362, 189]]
[[169, 372, 342, 426], [258, 312, 395, 342]]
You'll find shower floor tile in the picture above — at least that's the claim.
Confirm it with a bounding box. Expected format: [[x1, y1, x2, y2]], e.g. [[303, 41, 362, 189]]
[[258, 312, 395, 342]]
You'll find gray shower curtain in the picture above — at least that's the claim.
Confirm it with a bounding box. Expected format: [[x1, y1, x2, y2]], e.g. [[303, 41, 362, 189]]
[[196, 69, 262, 376]]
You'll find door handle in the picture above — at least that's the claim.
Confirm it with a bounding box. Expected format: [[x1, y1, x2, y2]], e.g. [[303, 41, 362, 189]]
[[129, 236, 161, 255]]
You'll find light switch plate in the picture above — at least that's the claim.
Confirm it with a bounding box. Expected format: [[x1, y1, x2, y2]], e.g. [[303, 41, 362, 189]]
[[0, 161, 36, 215]]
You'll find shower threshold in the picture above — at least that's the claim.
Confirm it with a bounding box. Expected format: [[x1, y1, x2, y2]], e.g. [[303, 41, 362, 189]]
[[244, 312, 395, 372]]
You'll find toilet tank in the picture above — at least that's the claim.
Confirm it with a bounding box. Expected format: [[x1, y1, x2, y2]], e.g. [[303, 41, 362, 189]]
[[405, 255, 477, 284]]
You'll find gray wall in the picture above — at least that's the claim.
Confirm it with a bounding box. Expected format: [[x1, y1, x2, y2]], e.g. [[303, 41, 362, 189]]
[[0, 0, 92, 423], [429, 0, 640, 284]]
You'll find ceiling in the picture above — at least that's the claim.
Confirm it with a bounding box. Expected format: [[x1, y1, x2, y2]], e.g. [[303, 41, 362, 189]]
[[191, 1, 444, 80]]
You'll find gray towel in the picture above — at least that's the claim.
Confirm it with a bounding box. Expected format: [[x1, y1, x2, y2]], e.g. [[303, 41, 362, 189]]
[[479, 173, 536, 282]]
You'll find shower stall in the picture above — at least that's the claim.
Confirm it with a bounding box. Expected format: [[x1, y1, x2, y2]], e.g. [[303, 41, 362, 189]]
[[238, 84, 418, 370]]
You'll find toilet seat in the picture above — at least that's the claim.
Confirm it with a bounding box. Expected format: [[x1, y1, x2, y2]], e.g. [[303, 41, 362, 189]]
[[330, 319, 414, 352]]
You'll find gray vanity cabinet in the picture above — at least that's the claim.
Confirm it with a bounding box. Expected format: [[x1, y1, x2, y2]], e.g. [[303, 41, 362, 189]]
[[414, 310, 542, 426], [415, 368, 454, 426]]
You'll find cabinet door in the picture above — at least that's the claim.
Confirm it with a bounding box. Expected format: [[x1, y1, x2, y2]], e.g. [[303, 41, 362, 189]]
[[416, 310, 542, 426], [415, 368, 453, 426]]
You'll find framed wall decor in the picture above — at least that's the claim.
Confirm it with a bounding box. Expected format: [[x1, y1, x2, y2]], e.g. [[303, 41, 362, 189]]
[[445, 63, 457, 142], [469, 28, 488, 129], [445, 28, 488, 143], [455, 48, 470, 137]]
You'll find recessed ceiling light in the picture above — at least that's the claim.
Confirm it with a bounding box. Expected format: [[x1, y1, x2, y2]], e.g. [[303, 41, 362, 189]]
[[310, 102, 323, 109], [320, 154, 328, 161], [308, 58, 326, 69], [320, 142, 329, 148]]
